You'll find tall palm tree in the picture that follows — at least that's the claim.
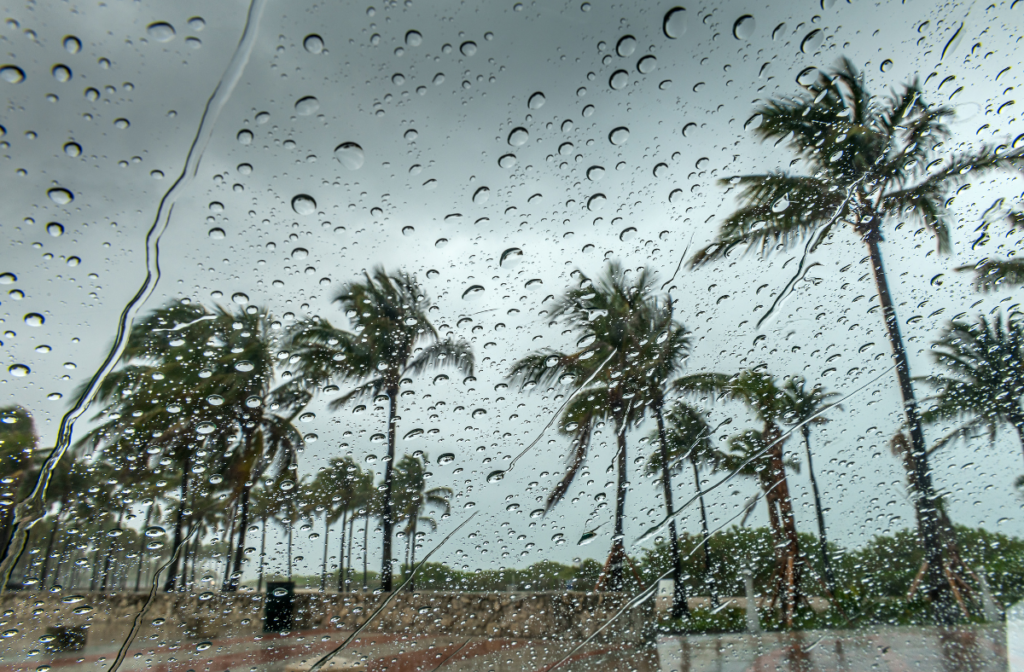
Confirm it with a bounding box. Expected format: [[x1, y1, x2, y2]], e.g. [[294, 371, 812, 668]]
[[392, 453, 451, 591], [286, 267, 473, 592], [957, 205, 1024, 291], [0, 407, 38, 559], [309, 456, 372, 592], [509, 263, 667, 591], [648, 401, 719, 608], [780, 377, 840, 596], [692, 58, 1024, 621], [922, 312, 1024, 462]]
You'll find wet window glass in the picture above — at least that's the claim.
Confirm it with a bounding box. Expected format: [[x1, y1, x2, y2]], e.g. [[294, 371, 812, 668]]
[[1, 1, 1023, 670]]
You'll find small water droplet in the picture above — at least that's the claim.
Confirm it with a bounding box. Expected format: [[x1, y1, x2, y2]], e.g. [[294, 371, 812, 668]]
[[669, 188, 684, 203], [0, 66, 26, 84], [294, 96, 319, 116], [609, 70, 629, 90], [245, 396, 262, 408], [663, 7, 688, 38], [402, 226, 415, 236], [587, 194, 606, 211], [147, 22, 176, 42], [528, 91, 546, 109], [206, 395, 224, 407], [303, 34, 324, 54], [196, 641, 212, 651], [473, 186, 490, 204], [508, 127, 529, 146], [800, 29, 823, 54], [608, 127, 630, 145], [637, 55, 657, 74], [24, 313, 44, 327], [144, 526, 166, 538], [500, 247, 523, 268], [437, 453, 455, 465], [208, 227, 225, 239], [196, 421, 216, 435], [51, 65, 71, 83], [231, 292, 249, 304], [63, 36, 81, 54], [198, 592, 214, 602], [498, 153, 517, 168], [880, 59, 893, 72], [619, 227, 637, 241], [234, 360, 254, 372], [462, 285, 485, 301], [237, 129, 253, 145], [46, 222, 64, 237], [404, 129, 418, 142], [616, 35, 636, 56], [292, 194, 316, 215], [460, 41, 477, 56], [744, 114, 763, 131], [334, 142, 364, 169], [405, 30, 423, 47], [0, 274, 15, 285], [48, 188, 73, 205], [63, 142, 81, 157], [114, 118, 130, 129], [733, 15, 756, 40], [587, 166, 605, 181], [188, 16, 205, 31], [392, 73, 405, 85]]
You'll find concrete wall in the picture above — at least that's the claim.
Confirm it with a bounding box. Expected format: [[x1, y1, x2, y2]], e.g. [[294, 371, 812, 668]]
[[0, 590, 653, 652]]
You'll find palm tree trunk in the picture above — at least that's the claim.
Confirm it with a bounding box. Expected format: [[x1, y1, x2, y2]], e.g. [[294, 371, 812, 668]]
[[287, 512, 293, 582], [864, 230, 955, 624], [220, 500, 239, 591], [257, 513, 267, 593], [362, 512, 369, 591], [606, 414, 629, 591], [226, 482, 253, 592], [654, 402, 690, 618], [407, 517, 418, 592], [346, 515, 355, 591], [767, 436, 801, 624], [381, 386, 399, 592], [163, 461, 190, 592], [38, 498, 65, 590], [134, 503, 155, 592], [320, 512, 330, 593], [691, 458, 718, 607], [337, 509, 347, 592], [100, 507, 126, 592], [800, 425, 835, 595]]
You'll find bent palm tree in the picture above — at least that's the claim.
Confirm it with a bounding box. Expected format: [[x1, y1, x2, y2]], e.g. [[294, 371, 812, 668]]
[[780, 377, 840, 596], [693, 58, 1024, 622], [922, 312, 1024, 462], [0, 408, 38, 559], [956, 204, 1024, 291], [287, 268, 473, 592], [392, 453, 451, 591]]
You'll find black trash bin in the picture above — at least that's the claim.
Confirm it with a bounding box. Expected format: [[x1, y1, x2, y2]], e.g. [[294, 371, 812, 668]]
[[264, 581, 295, 633]]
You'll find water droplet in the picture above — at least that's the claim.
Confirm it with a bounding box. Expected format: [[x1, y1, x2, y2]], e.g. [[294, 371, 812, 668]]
[[587, 166, 605, 181], [237, 129, 253, 145], [609, 70, 629, 90], [500, 247, 523, 268], [303, 34, 324, 54], [434, 238, 448, 249], [256, 111, 270, 124], [24, 313, 44, 327], [0, 274, 15, 284], [402, 226, 415, 236], [405, 30, 423, 47], [279, 479, 295, 491], [206, 395, 224, 407], [63, 142, 81, 157], [772, 195, 790, 212], [487, 469, 505, 483], [52, 65, 71, 83], [234, 360, 254, 372], [578, 530, 598, 545], [462, 285, 485, 301], [66, 256, 80, 266], [608, 127, 630, 145], [271, 587, 289, 597], [292, 194, 316, 214], [63, 36, 81, 54], [616, 35, 636, 57], [48, 188, 73, 205], [0, 66, 26, 84], [471, 186, 492, 205], [744, 114, 763, 131], [144, 526, 166, 538], [392, 73, 405, 85], [196, 641, 212, 651], [498, 153, 517, 168], [46, 223, 64, 237], [114, 118, 130, 129], [796, 67, 819, 87], [404, 129, 418, 142], [147, 22, 176, 42], [733, 15, 756, 40], [231, 292, 249, 304], [800, 29, 823, 54], [637, 55, 657, 73], [436, 453, 456, 466], [245, 396, 262, 408], [460, 41, 477, 56], [669, 188, 684, 203], [508, 127, 529, 146], [663, 7, 688, 38], [198, 592, 214, 602], [334, 142, 364, 169], [188, 16, 205, 31], [208, 227, 225, 239], [587, 193, 606, 211], [528, 92, 546, 109], [196, 421, 216, 435], [880, 59, 893, 72], [619, 227, 637, 241], [294, 96, 319, 116]]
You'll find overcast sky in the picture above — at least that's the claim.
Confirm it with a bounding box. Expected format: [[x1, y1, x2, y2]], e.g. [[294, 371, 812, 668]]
[[2, 0, 1023, 581]]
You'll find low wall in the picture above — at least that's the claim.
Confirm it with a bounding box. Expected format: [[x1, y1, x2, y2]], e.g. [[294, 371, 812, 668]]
[[0, 590, 653, 652]]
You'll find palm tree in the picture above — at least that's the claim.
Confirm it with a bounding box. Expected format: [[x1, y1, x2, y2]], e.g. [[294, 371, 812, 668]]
[[308, 456, 372, 592], [248, 485, 277, 593], [0, 407, 38, 559], [692, 59, 1024, 621], [957, 205, 1024, 291], [922, 312, 1024, 462], [392, 453, 451, 591], [286, 267, 473, 592], [648, 401, 719, 608], [510, 263, 672, 590], [780, 377, 840, 596]]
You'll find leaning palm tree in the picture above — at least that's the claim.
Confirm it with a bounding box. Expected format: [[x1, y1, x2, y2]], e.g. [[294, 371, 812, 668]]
[[780, 377, 840, 596], [392, 453, 451, 591], [648, 401, 719, 608], [309, 456, 372, 592], [286, 268, 473, 592], [921, 312, 1024, 462], [0, 407, 38, 559], [692, 58, 1024, 621], [956, 204, 1024, 291], [509, 263, 668, 591]]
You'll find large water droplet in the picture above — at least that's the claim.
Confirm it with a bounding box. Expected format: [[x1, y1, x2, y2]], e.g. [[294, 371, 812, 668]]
[[669, 188, 684, 203], [486, 470, 505, 483], [460, 41, 477, 56], [404, 129, 418, 142], [195, 421, 216, 435], [405, 30, 423, 47], [234, 360, 254, 372], [462, 285, 485, 300], [616, 35, 637, 56], [237, 129, 253, 145], [0, 66, 25, 84], [498, 154, 517, 168], [292, 194, 316, 215], [500, 247, 524, 268], [663, 7, 688, 38], [24, 313, 44, 327], [744, 114, 763, 131], [48, 188, 73, 205], [772, 195, 790, 212], [144, 526, 166, 538], [63, 36, 81, 54], [609, 70, 629, 90], [114, 118, 130, 129], [733, 15, 756, 40], [64, 142, 81, 157], [294, 96, 319, 116], [334, 142, 364, 170], [637, 55, 657, 74], [438, 453, 455, 465], [46, 223, 64, 237], [473, 187, 490, 204], [147, 22, 176, 42], [231, 292, 249, 304], [608, 127, 630, 145], [587, 194, 606, 211], [800, 29, 823, 54], [303, 34, 324, 53], [587, 166, 605, 181], [508, 127, 529, 146], [620, 227, 637, 241], [52, 65, 71, 83], [528, 92, 546, 109]]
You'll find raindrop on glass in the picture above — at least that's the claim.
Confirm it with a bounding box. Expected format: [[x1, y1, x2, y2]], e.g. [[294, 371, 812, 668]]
[[733, 15, 756, 40], [637, 55, 657, 73], [334, 142, 365, 170], [146, 22, 176, 42], [587, 166, 605, 181], [498, 154, 517, 168], [609, 70, 629, 90], [294, 96, 320, 116], [292, 194, 316, 215], [24, 313, 44, 327], [500, 248, 524, 268], [63, 36, 81, 54], [405, 30, 423, 47], [528, 92, 546, 109], [800, 29, 823, 54], [587, 193, 607, 211], [64, 142, 81, 157], [462, 285, 485, 300], [616, 35, 636, 56], [303, 34, 324, 54], [0, 66, 26, 84], [46, 223, 64, 237], [473, 187, 490, 204], [237, 129, 253, 145], [460, 41, 477, 56], [608, 127, 629, 145], [508, 127, 529, 146], [663, 7, 688, 38], [52, 65, 71, 83], [48, 188, 73, 205]]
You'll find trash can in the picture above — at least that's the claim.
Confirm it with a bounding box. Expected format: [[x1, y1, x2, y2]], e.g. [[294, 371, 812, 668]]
[[264, 581, 295, 633]]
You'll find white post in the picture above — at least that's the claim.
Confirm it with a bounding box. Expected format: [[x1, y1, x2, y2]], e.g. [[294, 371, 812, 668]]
[[1008, 600, 1024, 671], [743, 569, 761, 634]]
